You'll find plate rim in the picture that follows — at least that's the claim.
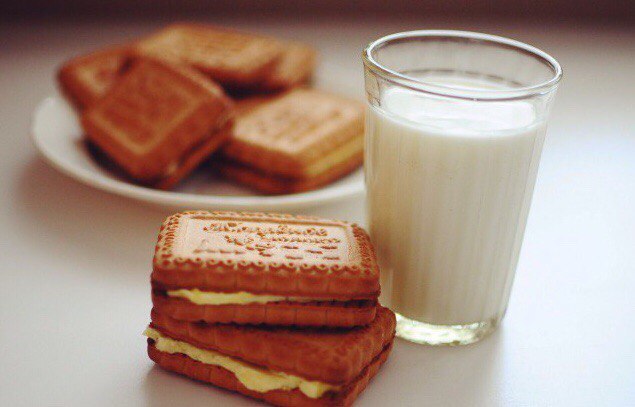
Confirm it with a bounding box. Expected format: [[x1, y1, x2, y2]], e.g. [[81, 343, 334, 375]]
[[30, 95, 365, 210]]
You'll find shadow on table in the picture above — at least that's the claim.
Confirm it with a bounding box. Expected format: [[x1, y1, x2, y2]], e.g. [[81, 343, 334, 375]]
[[14, 157, 169, 281]]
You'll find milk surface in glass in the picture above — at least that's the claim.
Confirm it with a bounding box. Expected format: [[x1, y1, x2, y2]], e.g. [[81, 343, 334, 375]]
[[366, 76, 546, 326]]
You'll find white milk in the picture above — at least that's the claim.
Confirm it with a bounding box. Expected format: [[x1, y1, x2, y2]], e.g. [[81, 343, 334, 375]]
[[366, 81, 546, 325]]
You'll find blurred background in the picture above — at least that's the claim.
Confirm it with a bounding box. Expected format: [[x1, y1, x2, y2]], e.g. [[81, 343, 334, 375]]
[[3, 0, 635, 21], [2, 0, 634, 222]]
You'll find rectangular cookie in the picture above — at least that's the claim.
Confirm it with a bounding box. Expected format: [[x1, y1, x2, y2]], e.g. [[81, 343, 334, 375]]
[[144, 306, 396, 406], [234, 93, 281, 116], [57, 46, 131, 110], [218, 155, 362, 195], [151, 121, 233, 190], [151, 211, 380, 327], [81, 58, 233, 184], [134, 23, 284, 89], [258, 41, 317, 91], [220, 88, 364, 194], [86, 121, 232, 190]]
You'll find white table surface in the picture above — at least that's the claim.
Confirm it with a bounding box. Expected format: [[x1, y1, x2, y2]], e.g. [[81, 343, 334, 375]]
[[1, 16, 634, 407]]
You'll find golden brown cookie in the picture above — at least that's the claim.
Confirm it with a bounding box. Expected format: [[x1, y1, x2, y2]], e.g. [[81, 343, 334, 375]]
[[258, 41, 317, 91], [81, 58, 233, 184], [145, 306, 396, 406], [84, 122, 230, 190], [233, 93, 281, 116], [220, 88, 364, 194], [57, 46, 131, 109], [148, 343, 391, 407], [134, 23, 284, 89], [151, 291, 377, 327], [152, 121, 232, 190], [218, 153, 362, 195], [151, 211, 380, 326]]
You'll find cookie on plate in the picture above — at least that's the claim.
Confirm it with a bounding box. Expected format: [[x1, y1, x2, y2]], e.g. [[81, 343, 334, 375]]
[[57, 46, 131, 109], [81, 58, 233, 187], [258, 40, 317, 91], [145, 306, 395, 406], [151, 211, 380, 327], [232, 93, 282, 116], [134, 23, 284, 90], [220, 89, 364, 194]]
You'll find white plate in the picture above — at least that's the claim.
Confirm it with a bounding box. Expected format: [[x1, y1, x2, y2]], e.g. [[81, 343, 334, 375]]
[[31, 95, 364, 211]]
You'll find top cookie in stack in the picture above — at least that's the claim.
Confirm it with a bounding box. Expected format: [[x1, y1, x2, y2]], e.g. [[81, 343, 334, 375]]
[[151, 210, 380, 327], [57, 23, 363, 194]]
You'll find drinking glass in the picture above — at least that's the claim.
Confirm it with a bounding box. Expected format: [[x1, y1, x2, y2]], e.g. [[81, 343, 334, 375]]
[[363, 31, 562, 345]]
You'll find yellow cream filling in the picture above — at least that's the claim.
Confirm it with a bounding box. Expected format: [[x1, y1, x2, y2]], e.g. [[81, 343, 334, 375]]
[[304, 135, 363, 177], [144, 327, 338, 398], [166, 289, 333, 305]]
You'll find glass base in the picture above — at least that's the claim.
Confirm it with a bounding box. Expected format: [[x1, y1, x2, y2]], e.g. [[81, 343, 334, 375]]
[[395, 313, 498, 346]]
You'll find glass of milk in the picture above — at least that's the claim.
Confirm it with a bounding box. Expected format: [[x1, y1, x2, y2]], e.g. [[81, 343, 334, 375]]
[[363, 31, 562, 345]]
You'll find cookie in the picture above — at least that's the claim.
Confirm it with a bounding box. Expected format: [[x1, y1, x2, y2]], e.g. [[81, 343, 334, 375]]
[[258, 41, 317, 91], [148, 343, 391, 407], [81, 58, 233, 184], [151, 292, 377, 327], [134, 23, 284, 89], [57, 46, 131, 109], [145, 306, 396, 406], [220, 89, 364, 194], [152, 121, 232, 190], [151, 211, 380, 327], [217, 154, 362, 195], [234, 93, 281, 116]]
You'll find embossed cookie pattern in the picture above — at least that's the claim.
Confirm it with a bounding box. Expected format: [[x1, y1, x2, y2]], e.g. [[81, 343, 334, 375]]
[[179, 216, 350, 263]]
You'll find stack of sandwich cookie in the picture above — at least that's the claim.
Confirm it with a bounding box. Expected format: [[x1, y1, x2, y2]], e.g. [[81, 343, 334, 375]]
[[144, 211, 395, 406]]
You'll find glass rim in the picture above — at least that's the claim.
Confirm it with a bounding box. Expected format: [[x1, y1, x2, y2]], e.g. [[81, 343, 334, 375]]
[[363, 30, 563, 101]]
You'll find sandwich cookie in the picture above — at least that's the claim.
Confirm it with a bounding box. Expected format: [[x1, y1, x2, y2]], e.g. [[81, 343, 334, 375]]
[[134, 23, 285, 90], [145, 306, 395, 406], [81, 58, 233, 188], [57, 46, 131, 110], [257, 40, 317, 92], [151, 211, 380, 327], [220, 89, 364, 194]]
